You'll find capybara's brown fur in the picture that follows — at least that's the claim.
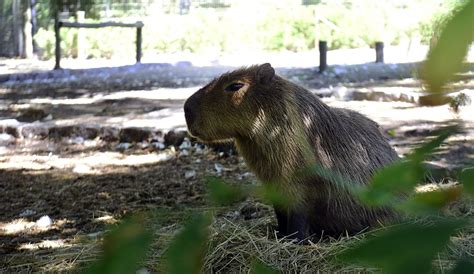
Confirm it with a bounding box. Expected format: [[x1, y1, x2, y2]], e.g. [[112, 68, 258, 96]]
[[184, 63, 399, 240]]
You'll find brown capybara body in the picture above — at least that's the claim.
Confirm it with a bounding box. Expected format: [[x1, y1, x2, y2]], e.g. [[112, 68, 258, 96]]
[[184, 63, 399, 240]]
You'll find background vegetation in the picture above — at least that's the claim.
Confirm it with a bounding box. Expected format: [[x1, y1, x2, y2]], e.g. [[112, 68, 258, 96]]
[[32, 0, 468, 59]]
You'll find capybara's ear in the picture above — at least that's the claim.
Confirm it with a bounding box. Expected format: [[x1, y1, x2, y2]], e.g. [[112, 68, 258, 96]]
[[257, 63, 275, 85]]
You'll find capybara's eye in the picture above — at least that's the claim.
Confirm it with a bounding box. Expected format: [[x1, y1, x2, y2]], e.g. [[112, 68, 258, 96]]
[[225, 83, 244, 92]]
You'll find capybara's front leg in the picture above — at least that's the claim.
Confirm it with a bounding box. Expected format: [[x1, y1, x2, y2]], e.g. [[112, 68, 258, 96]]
[[274, 207, 311, 241]]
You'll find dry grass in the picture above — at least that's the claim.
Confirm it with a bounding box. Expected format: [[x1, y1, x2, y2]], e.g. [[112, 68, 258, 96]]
[[2, 196, 472, 273]]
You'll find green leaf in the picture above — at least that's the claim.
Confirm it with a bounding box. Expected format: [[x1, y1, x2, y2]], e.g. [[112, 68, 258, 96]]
[[459, 168, 474, 197], [165, 213, 211, 274], [409, 126, 458, 163], [206, 177, 246, 206], [360, 126, 458, 206], [421, 0, 474, 93], [360, 160, 425, 206], [397, 187, 463, 215], [251, 260, 280, 274], [253, 184, 292, 209], [450, 259, 474, 274], [85, 214, 153, 274], [339, 218, 468, 274]]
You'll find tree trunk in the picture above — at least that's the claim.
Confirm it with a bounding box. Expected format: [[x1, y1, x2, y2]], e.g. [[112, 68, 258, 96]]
[[12, 0, 22, 56], [22, 0, 33, 58]]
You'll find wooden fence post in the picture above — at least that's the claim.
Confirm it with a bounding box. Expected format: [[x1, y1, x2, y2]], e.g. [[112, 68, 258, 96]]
[[75, 11, 85, 59], [54, 16, 61, 69], [319, 40, 327, 73], [136, 22, 143, 63], [375, 41, 384, 63]]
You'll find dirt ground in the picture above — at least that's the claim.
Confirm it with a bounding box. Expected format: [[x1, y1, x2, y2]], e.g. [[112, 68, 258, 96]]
[[0, 61, 473, 272]]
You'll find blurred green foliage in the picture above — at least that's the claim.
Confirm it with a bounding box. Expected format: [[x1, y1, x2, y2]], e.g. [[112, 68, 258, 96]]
[[421, 0, 474, 93], [85, 214, 153, 274], [251, 260, 280, 274], [359, 126, 457, 207], [339, 218, 469, 274], [164, 213, 211, 274]]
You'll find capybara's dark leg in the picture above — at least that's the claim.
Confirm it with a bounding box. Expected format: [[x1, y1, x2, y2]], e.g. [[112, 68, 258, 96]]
[[274, 207, 310, 241]]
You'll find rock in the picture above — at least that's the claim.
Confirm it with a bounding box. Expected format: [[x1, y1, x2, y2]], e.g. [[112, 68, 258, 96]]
[[19, 209, 36, 217], [179, 138, 192, 149], [185, 170, 196, 179], [4, 126, 19, 138], [76, 127, 99, 140], [152, 141, 165, 150], [119, 127, 151, 143], [214, 163, 223, 174], [36, 215, 53, 228], [136, 268, 151, 274], [69, 136, 85, 144], [116, 143, 131, 151], [17, 108, 49, 122], [0, 133, 15, 145], [49, 126, 75, 139], [20, 124, 49, 139], [164, 130, 186, 147], [99, 127, 120, 142]]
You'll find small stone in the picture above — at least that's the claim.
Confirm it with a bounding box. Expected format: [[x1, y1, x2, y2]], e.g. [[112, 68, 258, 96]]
[[119, 127, 151, 143], [43, 114, 53, 121], [49, 126, 75, 139], [20, 125, 48, 139], [164, 130, 186, 147], [136, 268, 151, 274], [185, 170, 196, 179], [116, 143, 131, 150], [0, 133, 14, 145], [36, 215, 53, 228], [17, 108, 48, 122], [4, 126, 19, 137], [69, 136, 85, 144], [73, 164, 93, 174], [179, 138, 192, 149], [19, 209, 36, 217], [214, 163, 223, 173], [76, 127, 99, 139], [152, 142, 165, 150], [180, 149, 189, 156], [99, 127, 120, 142], [84, 140, 98, 147]]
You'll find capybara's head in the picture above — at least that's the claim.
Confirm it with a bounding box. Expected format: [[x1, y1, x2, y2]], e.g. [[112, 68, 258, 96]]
[[184, 63, 276, 142]]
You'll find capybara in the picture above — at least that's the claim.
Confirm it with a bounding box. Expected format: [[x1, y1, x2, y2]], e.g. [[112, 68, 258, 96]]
[[184, 63, 399, 240]]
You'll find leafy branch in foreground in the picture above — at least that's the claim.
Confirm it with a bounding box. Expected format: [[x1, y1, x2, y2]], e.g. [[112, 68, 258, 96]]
[[85, 214, 153, 274]]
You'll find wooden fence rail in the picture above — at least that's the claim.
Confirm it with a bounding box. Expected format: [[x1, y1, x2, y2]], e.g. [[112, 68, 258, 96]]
[[54, 19, 144, 69]]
